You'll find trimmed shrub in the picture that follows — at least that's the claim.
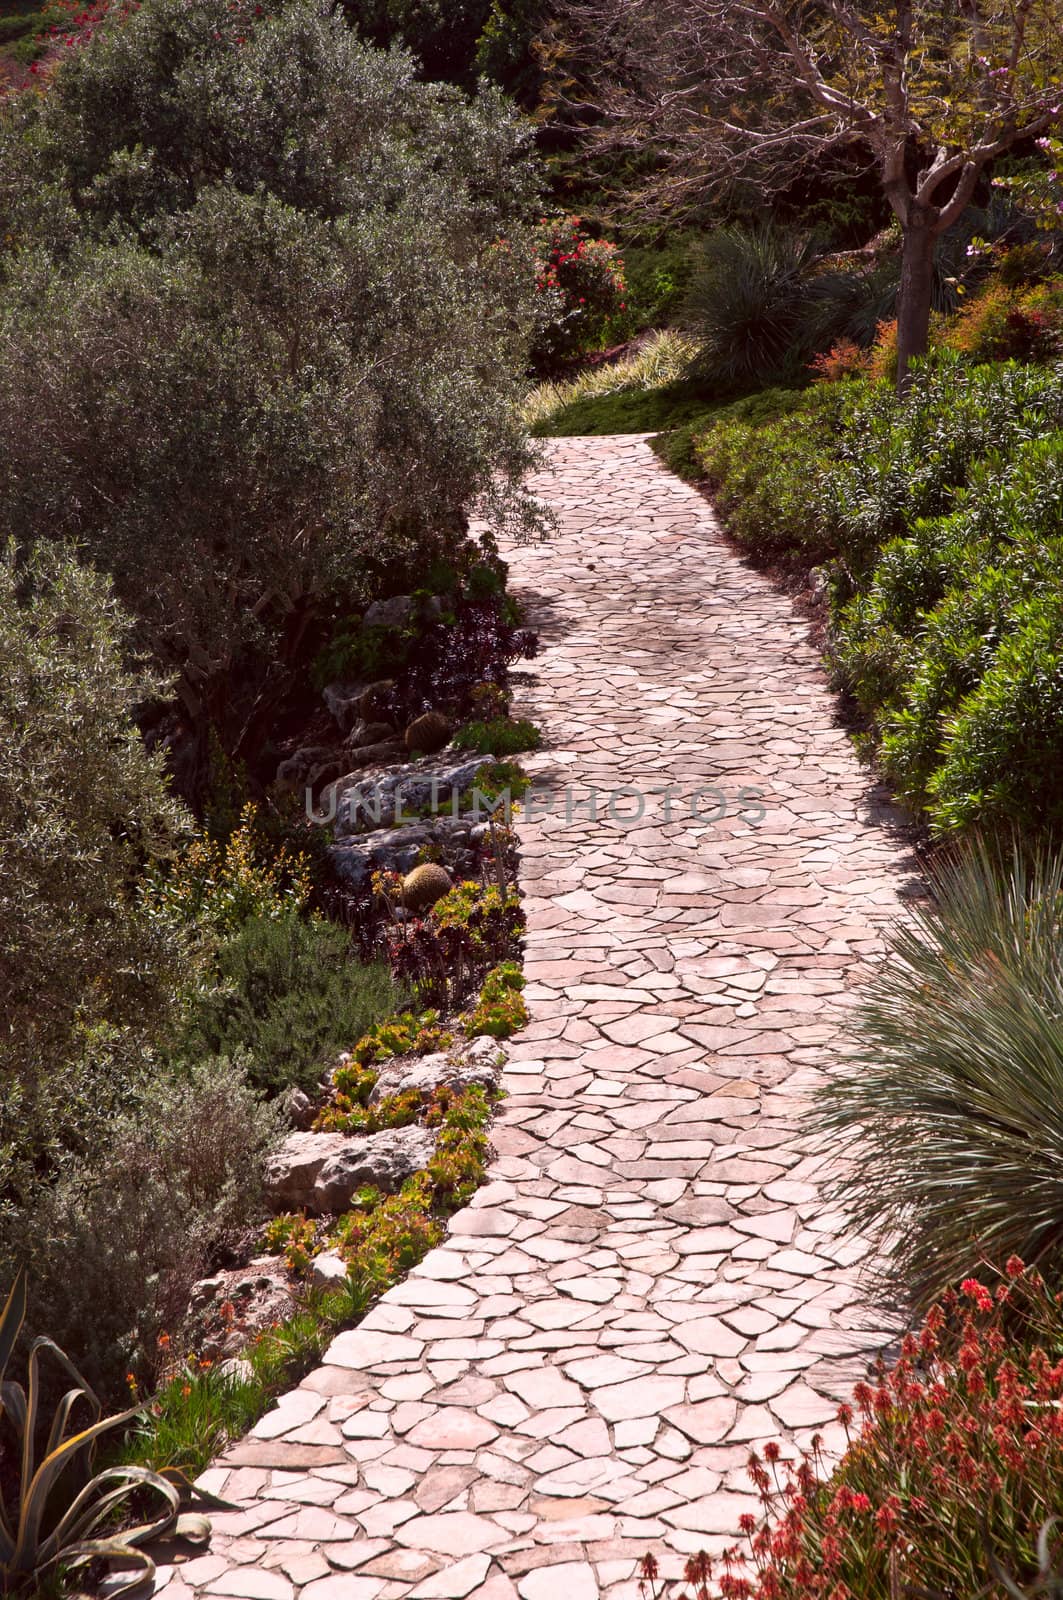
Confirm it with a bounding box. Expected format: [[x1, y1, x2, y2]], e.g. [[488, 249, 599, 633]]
[[825, 356, 1063, 575], [830, 379, 1063, 831], [692, 384, 850, 562]]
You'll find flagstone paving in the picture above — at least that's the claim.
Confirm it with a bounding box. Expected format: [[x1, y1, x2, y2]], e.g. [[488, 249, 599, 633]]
[[154, 435, 921, 1600]]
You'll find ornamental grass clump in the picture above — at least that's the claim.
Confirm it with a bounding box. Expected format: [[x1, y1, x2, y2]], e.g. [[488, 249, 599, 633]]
[[818, 838, 1063, 1309], [641, 1262, 1063, 1600]]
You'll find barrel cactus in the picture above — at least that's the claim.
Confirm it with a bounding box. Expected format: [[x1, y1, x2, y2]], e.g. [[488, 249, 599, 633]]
[[402, 862, 454, 912], [404, 711, 452, 755]]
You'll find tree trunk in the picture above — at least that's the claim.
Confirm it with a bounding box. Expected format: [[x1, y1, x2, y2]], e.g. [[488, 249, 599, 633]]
[[895, 215, 937, 396]]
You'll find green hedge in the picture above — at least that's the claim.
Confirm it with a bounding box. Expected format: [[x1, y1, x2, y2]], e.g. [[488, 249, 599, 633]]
[[678, 356, 1063, 836]]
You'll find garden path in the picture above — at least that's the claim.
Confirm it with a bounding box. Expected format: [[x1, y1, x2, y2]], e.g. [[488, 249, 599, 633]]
[[155, 436, 918, 1600]]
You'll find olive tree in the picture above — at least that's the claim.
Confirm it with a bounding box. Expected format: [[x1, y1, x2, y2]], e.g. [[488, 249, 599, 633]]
[[0, 0, 545, 769], [556, 0, 1063, 390], [0, 544, 190, 1185]]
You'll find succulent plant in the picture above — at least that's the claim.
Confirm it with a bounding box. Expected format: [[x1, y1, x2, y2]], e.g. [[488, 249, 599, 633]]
[[402, 862, 454, 913], [0, 1272, 223, 1597], [404, 711, 452, 755]]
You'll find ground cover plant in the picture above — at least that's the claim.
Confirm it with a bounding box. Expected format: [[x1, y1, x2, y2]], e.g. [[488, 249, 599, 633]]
[[524, 329, 708, 435]]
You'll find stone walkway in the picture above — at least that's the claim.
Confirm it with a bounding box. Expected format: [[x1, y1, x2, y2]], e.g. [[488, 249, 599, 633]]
[[158, 436, 919, 1600]]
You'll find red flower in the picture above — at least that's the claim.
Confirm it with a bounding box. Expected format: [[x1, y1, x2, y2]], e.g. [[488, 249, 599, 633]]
[[875, 1496, 901, 1533], [961, 1278, 994, 1311]]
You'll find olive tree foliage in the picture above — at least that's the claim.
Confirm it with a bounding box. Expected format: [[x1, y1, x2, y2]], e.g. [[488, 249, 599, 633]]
[[0, 0, 545, 754], [554, 0, 1063, 389], [0, 546, 284, 1390], [0, 544, 191, 1186]]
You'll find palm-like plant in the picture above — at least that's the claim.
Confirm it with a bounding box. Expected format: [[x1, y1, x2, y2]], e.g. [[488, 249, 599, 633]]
[[681, 223, 834, 387], [0, 1273, 215, 1596], [820, 838, 1063, 1309]]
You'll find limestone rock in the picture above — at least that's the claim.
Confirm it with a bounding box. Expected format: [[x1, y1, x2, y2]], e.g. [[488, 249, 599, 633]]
[[285, 1087, 315, 1130], [363, 594, 442, 629], [263, 1131, 351, 1211], [275, 746, 334, 792], [363, 594, 414, 628], [322, 681, 367, 734], [348, 719, 395, 750], [333, 752, 494, 836], [310, 1252, 349, 1290], [314, 1126, 438, 1212], [369, 1040, 504, 1106]]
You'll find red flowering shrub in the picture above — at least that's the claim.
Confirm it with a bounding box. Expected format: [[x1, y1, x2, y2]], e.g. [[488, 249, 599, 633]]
[[47, 0, 137, 52], [944, 277, 1063, 363], [809, 337, 873, 383], [530, 214, 625, 370], [643, 1262, 1063, 1600]]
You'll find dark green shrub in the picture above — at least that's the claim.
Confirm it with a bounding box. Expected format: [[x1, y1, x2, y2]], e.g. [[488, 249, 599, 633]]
[[653, 389, 809, 480], [824, 356, 1063, 575], [681, 224, 850, 387], [927, 593, 1063, 834], [0, 0, 543, 764], [597, 233, 697, 342], [832, 413, 1063, 833], [819, 840, 1063, 1306], [178, 911, 406, 1096], [340, 0, 492, 89], [692, 383, 851, 561]]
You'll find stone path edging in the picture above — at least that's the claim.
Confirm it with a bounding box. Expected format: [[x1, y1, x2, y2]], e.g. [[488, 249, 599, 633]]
[[153, 435, 917, 1600]]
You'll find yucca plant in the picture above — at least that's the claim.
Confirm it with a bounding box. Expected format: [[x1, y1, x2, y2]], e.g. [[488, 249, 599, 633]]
[[0, 1273, 216, 1597], [681, 224, 839, 387], [820, 838, 1063, 1309]]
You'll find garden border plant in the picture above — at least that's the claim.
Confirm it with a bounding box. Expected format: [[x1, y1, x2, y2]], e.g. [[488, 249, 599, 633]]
[[117, 777, 536, 1481]]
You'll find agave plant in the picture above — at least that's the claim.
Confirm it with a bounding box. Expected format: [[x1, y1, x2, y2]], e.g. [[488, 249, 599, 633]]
[[819, 837, 1063, 1309], [0, 1273, 216, 1597]]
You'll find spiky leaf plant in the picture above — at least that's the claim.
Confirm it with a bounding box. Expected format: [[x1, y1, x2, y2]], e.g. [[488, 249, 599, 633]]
[[681, 224, 836, 387], [820, 838, 1063, 1308], [0, 1273, 217, 1597]]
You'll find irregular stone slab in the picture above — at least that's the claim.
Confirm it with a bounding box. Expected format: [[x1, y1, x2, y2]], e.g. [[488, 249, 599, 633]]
[[315, 1127, 438, 1212]]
